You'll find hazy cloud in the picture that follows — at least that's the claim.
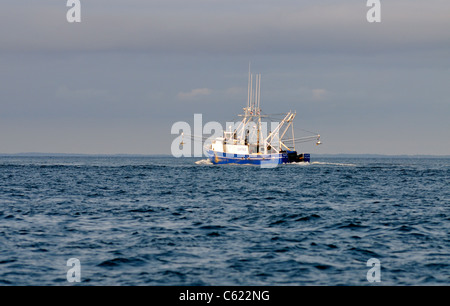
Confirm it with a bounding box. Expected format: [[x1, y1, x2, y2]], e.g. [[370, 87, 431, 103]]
[[311, 89, 328, 101], [1, 1, 449, 55], [177, 88, 212, 100], [0, 1, 449, 155], [225, 87, 246, 96], [55, 85, 110, 101]]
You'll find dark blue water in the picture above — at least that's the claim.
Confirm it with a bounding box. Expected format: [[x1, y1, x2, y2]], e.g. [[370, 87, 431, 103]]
[[0, 156, 449, 285]]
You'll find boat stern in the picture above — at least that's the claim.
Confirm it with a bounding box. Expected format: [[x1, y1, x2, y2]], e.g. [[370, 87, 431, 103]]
[[287, 151, 310, 163]]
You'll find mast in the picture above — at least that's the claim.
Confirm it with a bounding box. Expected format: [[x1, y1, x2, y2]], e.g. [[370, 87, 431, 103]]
[[250, 74, 253, 114], [255, 74, 261, 153], [247, 63, 251, 116], [259, 74, 262, 153], [239, 66, 266, 153], [258, 73, 261, 113]]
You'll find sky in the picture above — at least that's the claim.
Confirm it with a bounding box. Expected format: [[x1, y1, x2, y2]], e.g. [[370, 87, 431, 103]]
[[0, 0, 449, 155]]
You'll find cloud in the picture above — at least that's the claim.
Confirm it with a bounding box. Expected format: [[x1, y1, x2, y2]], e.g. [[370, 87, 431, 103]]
[[311, 89, 328, 101], [1, 1, 449, 55], [55, 85, 110, 101], [177, 88, 212, 100], [1, 1, 449, 155], [225, 87, 246, 95]]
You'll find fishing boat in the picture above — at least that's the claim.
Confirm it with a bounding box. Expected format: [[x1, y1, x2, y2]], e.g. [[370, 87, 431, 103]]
[[181, 67, 321, 166]]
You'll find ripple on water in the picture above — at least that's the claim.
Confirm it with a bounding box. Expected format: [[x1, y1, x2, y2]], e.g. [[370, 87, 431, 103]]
[[0, 156, 449, 285]]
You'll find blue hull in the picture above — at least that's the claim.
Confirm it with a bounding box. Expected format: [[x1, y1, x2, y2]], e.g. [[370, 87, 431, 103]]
[[206, 149, 310, 165]]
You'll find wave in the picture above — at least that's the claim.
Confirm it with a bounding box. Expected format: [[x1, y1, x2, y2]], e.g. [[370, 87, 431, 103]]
[[311, 161, 357, 167], [194, 160, 356, 167], [195, 159, 213, 165], [290, 162, 311, 166]]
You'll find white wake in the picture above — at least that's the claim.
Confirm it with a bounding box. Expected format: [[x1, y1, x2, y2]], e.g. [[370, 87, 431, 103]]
[[310, 161, 357, 167], [195, 159, 213, 165]]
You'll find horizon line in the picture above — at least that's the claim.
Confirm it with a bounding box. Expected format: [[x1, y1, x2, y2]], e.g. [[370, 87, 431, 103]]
[[1, 152, 449, 158]]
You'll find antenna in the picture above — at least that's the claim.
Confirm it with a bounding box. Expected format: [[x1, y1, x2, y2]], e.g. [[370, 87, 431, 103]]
[[250, 73, 253, 114], [258, 73, 261, 113], [255, 74, 259, 114], [245, 65, 262, 117], [247, 62, 251, 115]]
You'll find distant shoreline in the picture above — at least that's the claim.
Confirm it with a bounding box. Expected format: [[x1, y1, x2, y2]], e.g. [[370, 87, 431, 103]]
[[0, 153, 449, 158]]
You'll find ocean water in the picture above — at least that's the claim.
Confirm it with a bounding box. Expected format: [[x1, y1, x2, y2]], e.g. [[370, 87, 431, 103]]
[[0, 156, 449, 286]]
